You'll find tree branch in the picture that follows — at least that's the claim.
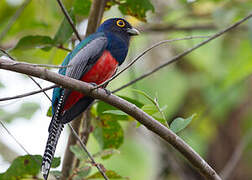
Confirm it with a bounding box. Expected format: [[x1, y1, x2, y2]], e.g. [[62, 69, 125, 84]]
[[85, 0, 107, 37], [0, 58, 221, 180], [113, 12, 252, 92]]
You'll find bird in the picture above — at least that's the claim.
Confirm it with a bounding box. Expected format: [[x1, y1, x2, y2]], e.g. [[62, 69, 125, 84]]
[[41, 18, 139, 179]]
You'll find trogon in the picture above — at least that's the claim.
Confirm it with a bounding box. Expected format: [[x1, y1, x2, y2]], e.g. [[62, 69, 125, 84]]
[[41, 18, 139, 179]]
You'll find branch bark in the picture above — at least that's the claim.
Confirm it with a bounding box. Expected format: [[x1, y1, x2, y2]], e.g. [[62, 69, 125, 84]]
[[85, 0, 107, 37], [0, 58, 221, 180]]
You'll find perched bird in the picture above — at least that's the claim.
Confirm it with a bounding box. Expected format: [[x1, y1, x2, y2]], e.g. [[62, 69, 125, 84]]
[[41, 18, 139, 179]]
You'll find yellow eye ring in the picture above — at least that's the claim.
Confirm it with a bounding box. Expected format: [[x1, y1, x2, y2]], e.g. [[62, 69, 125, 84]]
[[116, 20, 125, 27]]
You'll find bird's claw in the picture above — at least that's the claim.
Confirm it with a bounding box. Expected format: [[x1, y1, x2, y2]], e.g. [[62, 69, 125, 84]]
[[89, 82, 97, 87], [103, 88, 111, 96], [89, 83, 111, 95]]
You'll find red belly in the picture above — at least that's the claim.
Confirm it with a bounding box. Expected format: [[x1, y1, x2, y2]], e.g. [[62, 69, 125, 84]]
[[63, 50, 118, 111]]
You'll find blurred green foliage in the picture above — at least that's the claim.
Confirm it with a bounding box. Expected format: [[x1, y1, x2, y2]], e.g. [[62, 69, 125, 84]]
[[0, 0, 252, 179]]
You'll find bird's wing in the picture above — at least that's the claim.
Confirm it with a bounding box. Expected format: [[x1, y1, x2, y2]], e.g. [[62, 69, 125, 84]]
[[51, 33, 107, 113], [65, 35, 108, 80]]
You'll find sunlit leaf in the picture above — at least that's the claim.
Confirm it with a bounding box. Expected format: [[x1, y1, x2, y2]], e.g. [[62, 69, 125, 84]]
[[103, 110, 128, 116], [47, 106, 52, 117], [141, 104, 158, 115], [170, 114, 196, 133], [86, 170, 128, 179]]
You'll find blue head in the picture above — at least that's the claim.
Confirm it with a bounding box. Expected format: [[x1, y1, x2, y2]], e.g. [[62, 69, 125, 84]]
[[97, 18, 139, 65]]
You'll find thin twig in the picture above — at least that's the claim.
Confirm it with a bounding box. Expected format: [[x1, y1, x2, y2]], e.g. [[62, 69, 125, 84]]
[[0, 0, 32, 42], [68, 124, 109, 180], [0, 61, 71, 68], [0, 120, 31, 155], [55, 44, 72, 52], [56, 0, 81, 41], [0, 119, 41, 165], [0, 85, 56, 101], [113, 12, 252, 93], [0, 48, 15, 60], [94, 35, 211, 89]]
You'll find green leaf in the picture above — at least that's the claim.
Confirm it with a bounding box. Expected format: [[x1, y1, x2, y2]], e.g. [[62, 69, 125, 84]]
[[86, 170, 128, 179], [117, 0, 154, 21], [13, 35, 54, 50], [53, 10, 75, 45], [93, 116, 124, 150], [96, 101, 129, 121], [141, 104, 158, 115], [70, 144, 88, 160], [93, 149, 120, 159], [96, 96, 143, 120], [0, 155, 41, 179], [131, 89, 156, 105], [170, 114, 196, 134], [47, 106, 52, 117], [119, 95, 144, 108], [73, 0, 91, 16], [103, 110, 128, 116], [51, 157, 61, 168]]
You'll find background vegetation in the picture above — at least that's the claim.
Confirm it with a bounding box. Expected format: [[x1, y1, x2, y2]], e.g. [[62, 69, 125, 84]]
[[0, 0, 252, 179]]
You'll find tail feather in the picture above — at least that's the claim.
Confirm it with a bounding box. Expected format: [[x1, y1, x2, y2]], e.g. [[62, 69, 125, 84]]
[[41, 95, 64, 180]]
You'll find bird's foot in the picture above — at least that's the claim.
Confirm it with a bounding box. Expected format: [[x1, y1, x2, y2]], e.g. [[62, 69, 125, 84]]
[[89, 82, 111, 96], [89, 82, 97, 87], [103, 88, 111, 96]]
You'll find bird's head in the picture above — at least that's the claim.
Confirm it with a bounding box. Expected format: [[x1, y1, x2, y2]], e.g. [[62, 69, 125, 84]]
[[97, 18, 139, 38], [97, 18, 139, 65]]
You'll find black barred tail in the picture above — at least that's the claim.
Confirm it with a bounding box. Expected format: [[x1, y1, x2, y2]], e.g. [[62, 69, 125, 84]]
[[41, 96, 64, 180]]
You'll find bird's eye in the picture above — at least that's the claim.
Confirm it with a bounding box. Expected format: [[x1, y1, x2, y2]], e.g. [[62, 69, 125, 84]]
[[116, 20, 125, 27]]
